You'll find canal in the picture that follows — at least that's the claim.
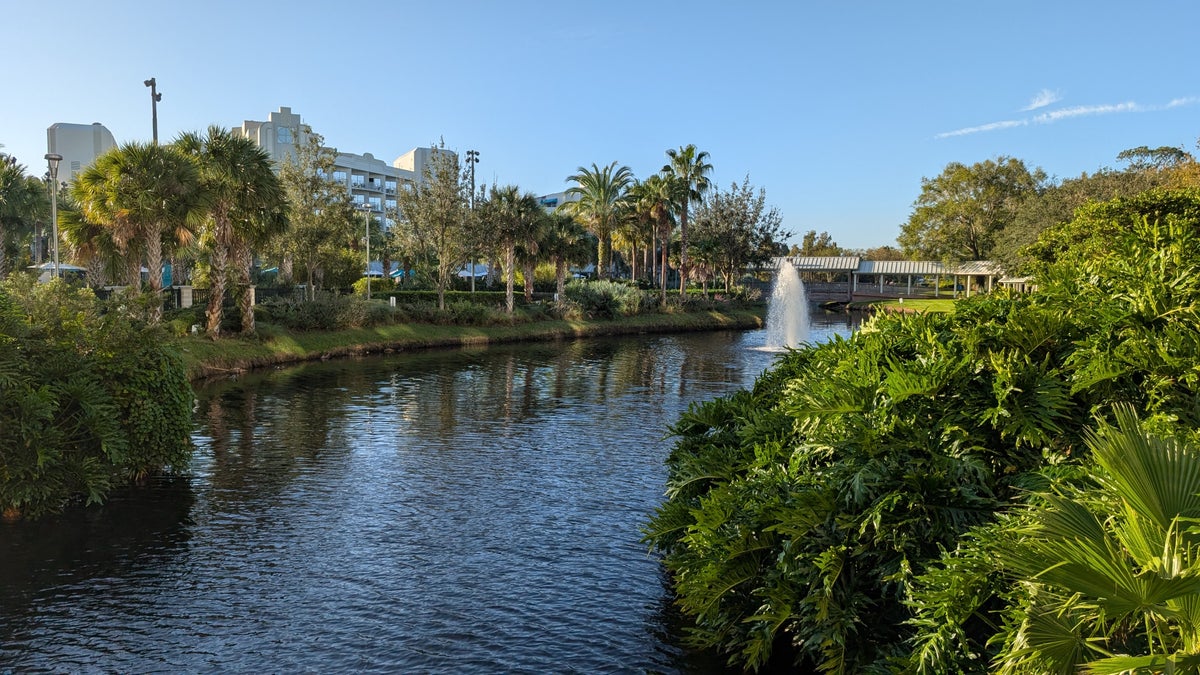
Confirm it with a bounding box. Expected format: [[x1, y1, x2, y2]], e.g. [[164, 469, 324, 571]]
[[1, 312, 859, 672]]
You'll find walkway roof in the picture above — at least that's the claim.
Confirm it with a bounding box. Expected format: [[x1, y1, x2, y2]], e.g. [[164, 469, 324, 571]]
[[778, 257, 1002, 276], [782, 256, 862, 271]]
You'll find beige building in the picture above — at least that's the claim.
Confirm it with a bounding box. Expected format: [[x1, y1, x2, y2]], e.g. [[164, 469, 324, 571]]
[[234, 106, 450, 229], [45, 122, 117, 181]]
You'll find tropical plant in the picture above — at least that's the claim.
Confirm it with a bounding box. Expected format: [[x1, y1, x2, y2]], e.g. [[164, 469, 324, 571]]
[[561, 161, 634, 280], [663, 144, 713, 294], [540, 212, 592, 302], [629, 173, 681, 304], [479, 185, 542, 314], [910, 407, 1200, 674], [0, 276, 193, 518], [0, 154, 48, 278], [176, 126, 285, 336], [73, 142, 205, 323]]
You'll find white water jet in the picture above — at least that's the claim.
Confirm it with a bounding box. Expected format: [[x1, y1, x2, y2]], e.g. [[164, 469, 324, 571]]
[[764, 263, 810, 350]]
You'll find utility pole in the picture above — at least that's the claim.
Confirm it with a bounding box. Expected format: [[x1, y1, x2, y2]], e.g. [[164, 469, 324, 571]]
[[144, 77, 162, 144]]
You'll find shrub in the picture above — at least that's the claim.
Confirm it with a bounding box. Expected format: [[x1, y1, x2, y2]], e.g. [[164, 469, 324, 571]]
[[260, 292, 348, 331], [0, 278, 193, 518], [564, 279, 654, 318]]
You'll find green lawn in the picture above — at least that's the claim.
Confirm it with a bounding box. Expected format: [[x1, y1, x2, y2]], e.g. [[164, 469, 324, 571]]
[[851, 298, 956, 313]]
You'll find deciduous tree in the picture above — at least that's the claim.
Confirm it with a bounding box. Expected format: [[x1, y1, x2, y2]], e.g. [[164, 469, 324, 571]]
[[394, 141, 472, 310], [275, 127, 356, 301], [690, 176, 790, 292], [898, 156, 1044, 262]]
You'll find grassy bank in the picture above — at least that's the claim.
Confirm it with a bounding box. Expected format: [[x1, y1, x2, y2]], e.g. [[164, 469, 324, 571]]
[[176, 307, 765, 382]]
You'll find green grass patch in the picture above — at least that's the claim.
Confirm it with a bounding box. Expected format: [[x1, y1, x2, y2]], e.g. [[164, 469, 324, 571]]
[[852, 298, 956, 313], [176, 308, 765, 381]]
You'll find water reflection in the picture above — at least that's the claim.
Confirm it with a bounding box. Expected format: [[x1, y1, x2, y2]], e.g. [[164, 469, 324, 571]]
[[1, 316, 858, 672]]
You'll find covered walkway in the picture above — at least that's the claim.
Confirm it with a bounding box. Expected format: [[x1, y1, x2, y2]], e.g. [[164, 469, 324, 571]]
[[775, 256, 1005, 301]]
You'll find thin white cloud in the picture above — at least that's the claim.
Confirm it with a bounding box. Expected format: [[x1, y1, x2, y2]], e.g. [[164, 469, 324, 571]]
[[934, 119, 1027, 139], [935, 95, 1197, 140], [1033, 101, 1139, 123], [1021, 89, 1061, 111]]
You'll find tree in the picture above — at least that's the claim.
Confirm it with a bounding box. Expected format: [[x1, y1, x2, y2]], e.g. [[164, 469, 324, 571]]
[[1116, 144, 1194, 172], [275, 127, 356, 301], [630, 174, 681, 305], [789, 230, 842, 257], [73, 142, 204, 323], [176, 126, 284, 337], [394, 141, 472, 310], [690, 176, 791, 292], [0, 155, 47, 279], [898, 156, 1045, 262], [663, 144, 713, 294], [479, 184, 542, 314], [561, 162, 634, 280], [855, 244, 904, 260], [540, 212, 592, 302], [517, 210, 549, 304]]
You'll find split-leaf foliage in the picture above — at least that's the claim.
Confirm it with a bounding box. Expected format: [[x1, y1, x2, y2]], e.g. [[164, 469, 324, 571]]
[[646, 188, 1200, 672], [0, 276, 193, 517]]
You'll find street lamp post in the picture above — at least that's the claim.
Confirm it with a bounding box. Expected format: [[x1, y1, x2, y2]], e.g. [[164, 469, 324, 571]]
[[44, 153, 63, 279], [465, 150, 480, 292], [359, 203, 372, 299], [144, 77, 162, 144]]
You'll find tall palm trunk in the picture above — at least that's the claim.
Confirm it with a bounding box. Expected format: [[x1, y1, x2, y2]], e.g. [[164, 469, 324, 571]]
[[597, 233, 611, 280], [660, 228, 670, 306], [280, 255, 294, 285], [145, 228, 165, 324], [678, 206, 689, 296], [206, 241, 228, 336], [555, 257, 567, 304], [523, 258, 535, 303], [505, 244, 515, 314], [235, 244, 255, 336]]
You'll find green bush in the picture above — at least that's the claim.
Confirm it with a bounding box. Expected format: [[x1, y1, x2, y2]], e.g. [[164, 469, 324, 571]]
[[0, 277, 193, 518], [260, 292, 350, 330], [564, 279, 654, 318], [646, 189, 1200, 672]]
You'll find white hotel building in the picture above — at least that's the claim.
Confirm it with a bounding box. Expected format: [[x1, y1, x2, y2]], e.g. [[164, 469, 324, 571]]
[[234, 106, 448, 229]]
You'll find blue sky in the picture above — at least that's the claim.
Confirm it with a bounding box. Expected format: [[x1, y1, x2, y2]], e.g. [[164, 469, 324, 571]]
[[3, 1, 1197, 250]]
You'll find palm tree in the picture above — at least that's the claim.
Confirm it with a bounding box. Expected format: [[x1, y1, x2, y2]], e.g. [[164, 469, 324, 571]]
[[663, 144, 713, 295], [74, 142, 204, 323], [479, 185, 543, 314], [989, 407, 1200, 674], [59, 199, 122, 287], [561, 162, 634, 280], [176, 126, 284, 337], [541, 212, 592, 302], [0, 155, 48, 279], [630, 174, 680, 305]]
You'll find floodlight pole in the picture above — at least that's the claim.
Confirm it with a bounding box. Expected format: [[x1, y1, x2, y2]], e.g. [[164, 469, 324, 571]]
[[44, 153, 63, 278], [359, 203, 372, 299], [144, 78, 162, 144], [465, 149, 480, 292]]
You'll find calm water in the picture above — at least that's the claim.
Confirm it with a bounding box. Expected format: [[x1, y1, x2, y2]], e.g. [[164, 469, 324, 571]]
[[1, 312, 859, 673]]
